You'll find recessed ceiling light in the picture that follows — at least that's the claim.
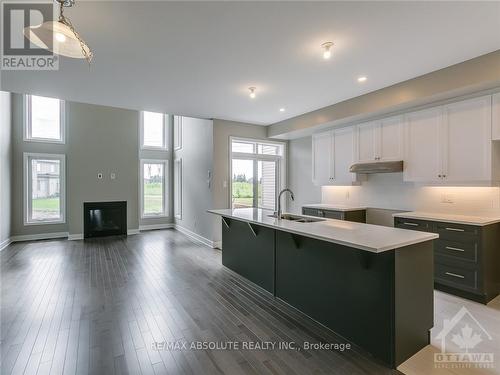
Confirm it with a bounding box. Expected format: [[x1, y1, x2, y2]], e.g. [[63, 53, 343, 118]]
[[248, 87, 256, 99], [321, 42, 334, 60], [357, 76, 367, 83], [279, 108, 285, 112]]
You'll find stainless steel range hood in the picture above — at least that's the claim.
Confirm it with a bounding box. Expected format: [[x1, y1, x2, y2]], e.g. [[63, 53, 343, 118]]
[[349, 160, 403, 174]]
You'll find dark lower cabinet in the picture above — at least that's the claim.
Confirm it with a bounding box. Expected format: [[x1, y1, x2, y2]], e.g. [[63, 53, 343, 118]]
[[302, 207, 366, 223], [275, 232, 433, 368], [221, 217, 275, 293], [220, 216, 434, 368], [394, 217, 500, 304]]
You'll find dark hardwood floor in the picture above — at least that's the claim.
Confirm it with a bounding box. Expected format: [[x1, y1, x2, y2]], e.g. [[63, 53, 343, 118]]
[[1, 229, 398, 375]]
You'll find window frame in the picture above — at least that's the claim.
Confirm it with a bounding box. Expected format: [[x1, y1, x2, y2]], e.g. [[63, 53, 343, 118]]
[[23, 94, 66, 144], [173, 116, 183, 151], [174, 157, 183, 220], [229, 137, 287, 211], [23, 152, 66, 226], [139, 111, 168, 151], [140, 159, 168, 218]]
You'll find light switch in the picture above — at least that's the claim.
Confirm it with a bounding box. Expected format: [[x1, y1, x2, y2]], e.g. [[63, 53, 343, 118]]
[[110, 173, 116, 180], [97, 173, 103, 179]]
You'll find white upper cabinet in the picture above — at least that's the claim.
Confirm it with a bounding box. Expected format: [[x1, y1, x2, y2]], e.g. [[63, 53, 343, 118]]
[[312, 131, 332, 186], [404, 107, 443, 182], [404, 95, 493, 183], [356, 122, 377, 162], [355, 116, 403, 162], [442, 96, 492, 182], [493, 93, 500, 141], [332, 127, 357, 184], [378, 116, 404, 161], [312, 128, 358, 186]]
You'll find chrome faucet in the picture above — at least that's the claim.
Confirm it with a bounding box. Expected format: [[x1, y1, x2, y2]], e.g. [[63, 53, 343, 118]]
[[276, 188, 295, 219]]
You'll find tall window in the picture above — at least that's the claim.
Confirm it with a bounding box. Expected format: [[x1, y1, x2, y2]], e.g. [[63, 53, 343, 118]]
[[141, 160, 167, 217], [24, 153, 65, 224], [230, 138, 285, 210], [140, 111, 167, 150], [24, 95, 65, 143]]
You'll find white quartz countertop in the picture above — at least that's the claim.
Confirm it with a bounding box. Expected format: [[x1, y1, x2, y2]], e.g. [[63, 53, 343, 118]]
[[393, 211, 500, 226], [302, 204, 367, 212], [208, 208, 438, 253]]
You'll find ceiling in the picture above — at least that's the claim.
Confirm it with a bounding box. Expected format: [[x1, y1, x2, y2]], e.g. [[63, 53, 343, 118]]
[[1, 1, 499, 125]]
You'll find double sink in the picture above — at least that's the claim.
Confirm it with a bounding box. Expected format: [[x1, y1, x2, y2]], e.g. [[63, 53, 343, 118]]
[[268, 213, 326, 223]]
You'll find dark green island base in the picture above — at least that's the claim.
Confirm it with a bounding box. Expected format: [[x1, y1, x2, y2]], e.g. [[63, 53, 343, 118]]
[[220, 217, 434, 369]]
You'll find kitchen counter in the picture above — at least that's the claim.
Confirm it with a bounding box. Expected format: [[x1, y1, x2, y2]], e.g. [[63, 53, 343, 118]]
[[393, 211, 500, 226], [301, 203, 367, 212], [208, 208, 437, 253], [210, 207, 436, 368]]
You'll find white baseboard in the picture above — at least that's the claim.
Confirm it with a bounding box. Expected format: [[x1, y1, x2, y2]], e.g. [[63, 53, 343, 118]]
[[127, 229, 140, 235], [11, 232, 68, 243], [174, 224, 217, 248], [68, 233, 83, 240], [0, 238, 12, 251], [139, 223, 174, 231]]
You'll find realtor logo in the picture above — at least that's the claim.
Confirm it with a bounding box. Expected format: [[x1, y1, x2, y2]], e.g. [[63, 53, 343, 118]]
[[434, 306, 494, 369], [1, 1, 58, 70]]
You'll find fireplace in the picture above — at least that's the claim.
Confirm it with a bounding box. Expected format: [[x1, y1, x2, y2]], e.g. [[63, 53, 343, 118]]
[[84, 201, 127, 238]]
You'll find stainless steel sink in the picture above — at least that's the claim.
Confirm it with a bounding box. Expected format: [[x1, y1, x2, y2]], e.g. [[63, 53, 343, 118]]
[[268, 213, 326, 223]]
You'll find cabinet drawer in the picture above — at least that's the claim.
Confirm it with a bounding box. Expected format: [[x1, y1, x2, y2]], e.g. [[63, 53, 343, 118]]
[[436, 222, 479, 241], [394, 218, 431, 232], [322, 210, 343, 220], [435, 263, 478, 290], [302, 208, 320, 217], [435, 239, 478, 263]]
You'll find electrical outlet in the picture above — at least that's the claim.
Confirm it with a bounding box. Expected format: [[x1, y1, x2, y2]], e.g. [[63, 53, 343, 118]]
[[345, 191, 350, 200], [110, 173, 116, 180], [97, 173, 103, 179]]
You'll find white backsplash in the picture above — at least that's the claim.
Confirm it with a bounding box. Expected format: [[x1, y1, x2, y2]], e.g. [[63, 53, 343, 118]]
[[322, 173, 500, 217]]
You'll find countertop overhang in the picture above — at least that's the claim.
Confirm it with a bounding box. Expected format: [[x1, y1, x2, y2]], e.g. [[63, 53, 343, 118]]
[[393, 211, 500, 226], [209, 208, 438, 253]]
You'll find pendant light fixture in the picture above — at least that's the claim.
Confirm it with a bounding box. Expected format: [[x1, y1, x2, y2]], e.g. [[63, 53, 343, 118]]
[[24, 0, 93, 64]]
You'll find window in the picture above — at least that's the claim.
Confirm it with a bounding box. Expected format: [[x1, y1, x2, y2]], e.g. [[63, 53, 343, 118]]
[[24, 95, 65, 143], [140, 111, 167, 150], [230, 138, 286, 210], [24, 153, 65, 225], [174, 158, 182, 219], [140, 160, 167, 217]]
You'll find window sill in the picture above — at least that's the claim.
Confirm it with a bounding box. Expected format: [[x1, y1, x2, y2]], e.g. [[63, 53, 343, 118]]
[[141, 146, 168, 152], [141, 214, 168, 219], [24, 220, 65, 226], [23, 137, 65, 144]]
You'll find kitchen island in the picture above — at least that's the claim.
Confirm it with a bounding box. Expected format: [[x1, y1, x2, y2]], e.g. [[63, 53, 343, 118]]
[[208, 208, 439, 368]]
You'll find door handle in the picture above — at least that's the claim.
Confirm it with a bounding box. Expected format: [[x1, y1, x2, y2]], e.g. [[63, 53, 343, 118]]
[[445, 246, 465, 252], [445, 272, 465, 279], [445, 227, 465, 232], [403, 222, 419, 226]]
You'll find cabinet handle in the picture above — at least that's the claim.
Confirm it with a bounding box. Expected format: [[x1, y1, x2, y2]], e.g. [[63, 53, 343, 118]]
[[445, 272, 465, 279], [403, 222, 419, 226], [445, 227, 465, 232], [445, 246, 465, 252]]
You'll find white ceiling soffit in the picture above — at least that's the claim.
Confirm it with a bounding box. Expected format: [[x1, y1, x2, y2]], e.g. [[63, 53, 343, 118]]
[[1, 1, 499, 125]]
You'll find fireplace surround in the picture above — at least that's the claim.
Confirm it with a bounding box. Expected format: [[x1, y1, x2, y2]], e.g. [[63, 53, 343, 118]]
[[83, 201, 127, 238]]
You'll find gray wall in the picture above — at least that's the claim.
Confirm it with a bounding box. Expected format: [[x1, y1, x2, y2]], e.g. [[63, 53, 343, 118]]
[[0, 92, 12, 244], [10, 94, 171, 237], [287, 136, 321, 214], [66, 102, 140, 235], [174, 116, 214, 241]]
